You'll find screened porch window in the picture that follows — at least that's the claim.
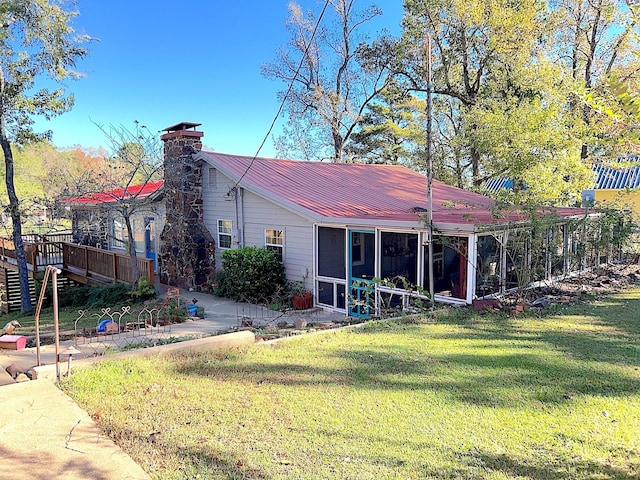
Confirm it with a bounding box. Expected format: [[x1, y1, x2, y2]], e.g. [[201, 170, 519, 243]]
[[476, 234, 501, 297], [380, 232, 418, 286], [424, 236, 468, 299], [318, 227, 346, 279], [505, 230, 528, 290], [317, 227, 347, 310]]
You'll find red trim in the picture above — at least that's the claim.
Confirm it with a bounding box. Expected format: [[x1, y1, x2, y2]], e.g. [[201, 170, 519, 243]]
[[61, 180, 164, 205]]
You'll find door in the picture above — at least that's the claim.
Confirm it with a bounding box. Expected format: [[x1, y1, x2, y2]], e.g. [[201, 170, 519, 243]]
[[349, 230, 375, 318], [144, 217, 157, 271]]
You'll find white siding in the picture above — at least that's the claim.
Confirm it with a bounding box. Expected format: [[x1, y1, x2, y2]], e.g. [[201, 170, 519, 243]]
[[111, 201, 165, 260], [203, 167, 239, 265], [202, 167, 315, 290]]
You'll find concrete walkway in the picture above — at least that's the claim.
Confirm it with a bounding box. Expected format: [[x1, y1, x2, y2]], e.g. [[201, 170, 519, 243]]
[[0, 380, 151, 480], [0, 291, 347, 479]]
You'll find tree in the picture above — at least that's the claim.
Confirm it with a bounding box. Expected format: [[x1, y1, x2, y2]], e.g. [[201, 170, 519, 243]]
[[85, 121, 163, 288], [0, 141, 105, 234], [262, 0, 394, 162], [399, 0, 561, 186], [578, 3, 640, 156], [0, 1, 90, 312], [554, 0, 640, 160], [346, 81, 426, 166]]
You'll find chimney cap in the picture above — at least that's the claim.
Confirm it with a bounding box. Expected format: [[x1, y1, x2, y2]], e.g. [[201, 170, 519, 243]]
[[163, 122, 202, 133]]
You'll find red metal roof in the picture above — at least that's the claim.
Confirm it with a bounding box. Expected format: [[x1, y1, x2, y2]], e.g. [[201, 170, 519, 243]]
[[201, 152, 584, 227], [61, 180, 164, 206]]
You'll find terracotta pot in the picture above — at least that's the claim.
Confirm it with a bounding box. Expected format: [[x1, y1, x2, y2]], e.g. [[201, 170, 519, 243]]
[[292, 291, 313, 310]]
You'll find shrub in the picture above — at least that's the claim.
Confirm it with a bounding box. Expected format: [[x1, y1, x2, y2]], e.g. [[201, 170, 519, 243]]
[[216, 247, 286, 303], [59, 283, 132, 308], [130, 278, 157, 301], [159, 298, 189, 324]]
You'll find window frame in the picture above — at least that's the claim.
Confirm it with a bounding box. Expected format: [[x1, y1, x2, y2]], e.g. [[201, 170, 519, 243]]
[[265, 228, 284, 262], [111, 216, 126, 249], [217, 219, 233, 249]]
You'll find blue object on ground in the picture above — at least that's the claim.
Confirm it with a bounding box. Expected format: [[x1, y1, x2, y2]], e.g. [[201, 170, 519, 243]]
[[97, 319, 116, 333]]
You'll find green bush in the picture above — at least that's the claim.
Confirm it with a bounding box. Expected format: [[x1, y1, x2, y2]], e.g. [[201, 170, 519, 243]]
[[159, 298, 189, 324], [59, 283, 132, 308], [130, 278, 157, 301], [215, 247, 286, 303]]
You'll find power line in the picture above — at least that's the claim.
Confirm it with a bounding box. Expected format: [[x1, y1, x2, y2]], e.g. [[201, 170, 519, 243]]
[[229, 0, 331, 193]]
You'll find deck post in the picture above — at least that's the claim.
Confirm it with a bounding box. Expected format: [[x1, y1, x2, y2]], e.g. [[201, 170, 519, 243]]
[[31, 243, 38, 272], [113, 254, 118, 283]]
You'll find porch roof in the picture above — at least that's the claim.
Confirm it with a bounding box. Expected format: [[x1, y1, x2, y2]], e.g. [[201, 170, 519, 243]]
[[61, 180, 164, 206], [199, 152, 583, 228]]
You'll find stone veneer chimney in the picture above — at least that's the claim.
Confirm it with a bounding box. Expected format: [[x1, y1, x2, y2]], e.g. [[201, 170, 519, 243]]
[[158, 122, 216, 289]]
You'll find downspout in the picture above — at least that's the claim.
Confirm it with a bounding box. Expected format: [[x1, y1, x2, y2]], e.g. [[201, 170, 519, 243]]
[[239, 187, 245, 247], [233, 187, 244, 248]]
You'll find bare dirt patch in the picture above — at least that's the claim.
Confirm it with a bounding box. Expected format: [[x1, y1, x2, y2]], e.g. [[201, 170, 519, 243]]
[[500, 263, 640, 307]]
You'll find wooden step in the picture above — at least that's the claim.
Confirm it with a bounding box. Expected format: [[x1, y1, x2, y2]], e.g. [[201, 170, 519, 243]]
[[0, 268, 78, 313]]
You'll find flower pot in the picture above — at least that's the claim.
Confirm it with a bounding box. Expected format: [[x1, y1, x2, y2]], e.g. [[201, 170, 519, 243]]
[[292, 291, 313, 310]]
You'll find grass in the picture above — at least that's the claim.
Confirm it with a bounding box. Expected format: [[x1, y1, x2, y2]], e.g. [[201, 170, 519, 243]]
[[60, 287, 640, 479], [2, 304, 109, 334], [2, 298, 190, 336]]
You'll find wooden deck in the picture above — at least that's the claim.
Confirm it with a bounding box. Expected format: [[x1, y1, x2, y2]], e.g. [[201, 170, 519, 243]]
[[0, 236, 154, 310], [0, 234, 154, 313]]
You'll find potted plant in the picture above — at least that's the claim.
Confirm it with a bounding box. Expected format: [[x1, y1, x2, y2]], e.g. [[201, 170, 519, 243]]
[[290, 281, 313, 310]]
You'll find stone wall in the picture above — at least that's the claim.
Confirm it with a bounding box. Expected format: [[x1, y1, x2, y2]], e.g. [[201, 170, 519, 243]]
[[71, 208, 110, 249], [158, 126, 216, 289]]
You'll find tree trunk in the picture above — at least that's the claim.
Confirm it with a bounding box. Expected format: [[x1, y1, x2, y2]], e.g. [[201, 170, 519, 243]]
[[471, 147, 481, 187], [123, 213, 140, 290], [0, 130, 32, 312]]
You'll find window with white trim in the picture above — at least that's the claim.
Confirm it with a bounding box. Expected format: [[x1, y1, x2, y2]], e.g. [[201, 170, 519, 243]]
[[265, 229, 284, 262], [208, 168, 217, 189], [111, 217, 126, 249], [218, 219, 232, 249]]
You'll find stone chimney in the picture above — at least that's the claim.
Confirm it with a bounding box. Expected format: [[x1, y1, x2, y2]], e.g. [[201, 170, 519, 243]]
[[158, 122, 216, 289]]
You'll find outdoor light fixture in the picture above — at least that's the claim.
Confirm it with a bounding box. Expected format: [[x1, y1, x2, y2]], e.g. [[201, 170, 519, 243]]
[[60, 346, 81, 376]]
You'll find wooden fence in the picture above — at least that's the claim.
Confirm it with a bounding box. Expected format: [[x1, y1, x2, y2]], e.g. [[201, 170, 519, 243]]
[[62, 243, 154, 285]]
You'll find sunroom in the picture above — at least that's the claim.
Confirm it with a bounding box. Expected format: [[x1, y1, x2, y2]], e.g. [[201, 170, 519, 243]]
[[314, 212, 608, 318]]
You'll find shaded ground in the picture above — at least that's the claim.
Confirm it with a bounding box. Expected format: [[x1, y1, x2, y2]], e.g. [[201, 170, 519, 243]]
[[501, 263, 640, 306]]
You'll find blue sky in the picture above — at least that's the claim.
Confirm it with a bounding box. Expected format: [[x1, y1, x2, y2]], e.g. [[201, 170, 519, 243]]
[[33, 1, 403, 158]]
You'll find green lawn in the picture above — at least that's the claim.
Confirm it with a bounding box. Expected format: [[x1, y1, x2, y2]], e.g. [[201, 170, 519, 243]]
[[60, 288, 640, 479]]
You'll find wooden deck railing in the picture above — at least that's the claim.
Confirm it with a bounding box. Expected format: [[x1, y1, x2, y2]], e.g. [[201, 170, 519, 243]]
[[62, 243, 154, 285], [0, 235, 69, 269], [20, 232, 73, 243], [0, 235, 153, 285]]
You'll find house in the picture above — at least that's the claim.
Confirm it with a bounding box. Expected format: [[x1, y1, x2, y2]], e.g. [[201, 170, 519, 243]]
[[61, 180, 165, 271], [154, 123, 598, 317], [64, 122, 612, 316], [582, 161, 640, 221]]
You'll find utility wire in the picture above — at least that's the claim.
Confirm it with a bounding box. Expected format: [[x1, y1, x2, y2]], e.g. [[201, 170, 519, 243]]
[[229, 0, 331, 193]]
